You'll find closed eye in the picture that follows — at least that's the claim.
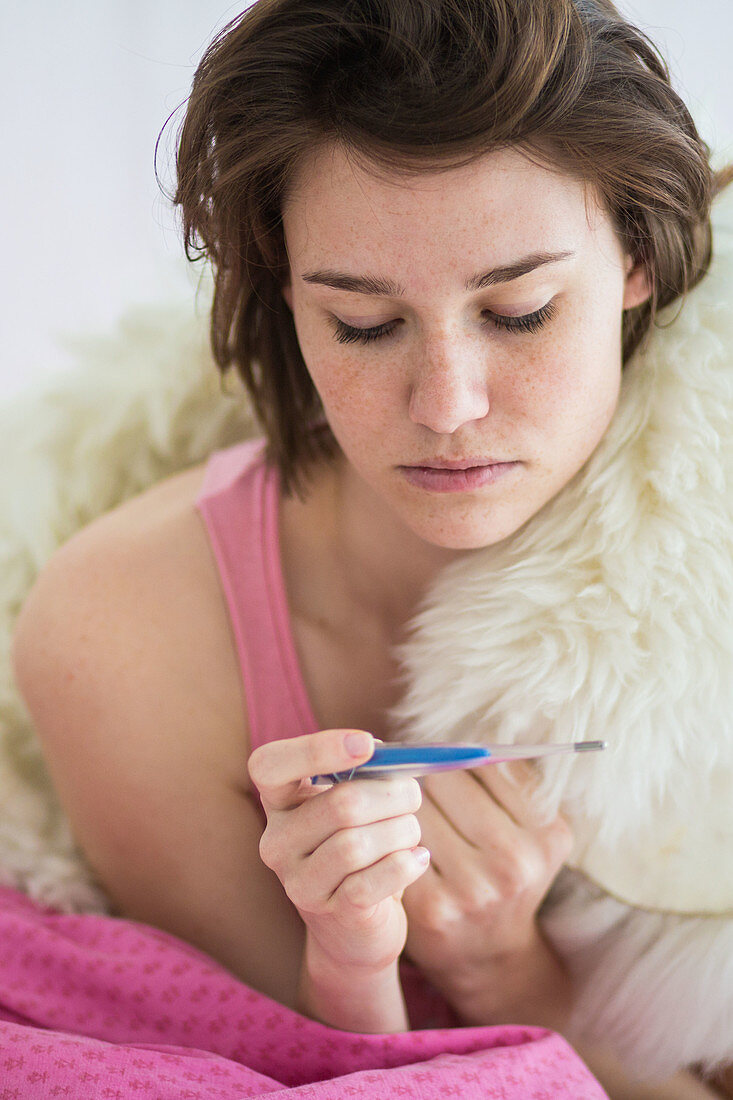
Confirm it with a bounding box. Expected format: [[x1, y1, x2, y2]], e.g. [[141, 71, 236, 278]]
[[329, 300, 557, 346], [490, 300, 557, 335], [330, 318, 398, 345]]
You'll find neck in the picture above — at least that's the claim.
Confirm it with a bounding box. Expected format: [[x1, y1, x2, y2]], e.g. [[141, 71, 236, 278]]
[[326, 455, 464, 641]]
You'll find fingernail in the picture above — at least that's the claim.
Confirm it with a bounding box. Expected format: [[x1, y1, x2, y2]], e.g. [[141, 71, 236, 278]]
[[344, 730, 373, 757], [413, 847, 430, 865]]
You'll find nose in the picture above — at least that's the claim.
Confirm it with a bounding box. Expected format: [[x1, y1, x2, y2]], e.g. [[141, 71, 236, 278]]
[[407, 332, 490, 435]]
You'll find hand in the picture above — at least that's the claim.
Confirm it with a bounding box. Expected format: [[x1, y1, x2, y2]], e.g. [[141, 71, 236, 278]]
[[401, 758, 573, 1024], [247, 728, 429, 980]]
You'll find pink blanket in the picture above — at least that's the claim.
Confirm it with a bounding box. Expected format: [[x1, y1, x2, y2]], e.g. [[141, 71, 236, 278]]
[[0, 885, 607, 1097]]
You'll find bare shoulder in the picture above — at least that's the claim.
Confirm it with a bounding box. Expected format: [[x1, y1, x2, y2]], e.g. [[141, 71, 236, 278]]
[[11, 461, 306, 1002], [13, 459, 253, 790]]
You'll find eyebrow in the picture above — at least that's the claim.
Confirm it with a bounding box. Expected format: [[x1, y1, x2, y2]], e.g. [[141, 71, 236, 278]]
[[301, 250, 575, 297]]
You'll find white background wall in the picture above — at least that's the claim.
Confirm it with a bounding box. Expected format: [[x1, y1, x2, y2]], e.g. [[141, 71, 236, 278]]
[[2, 1, 732, 400]]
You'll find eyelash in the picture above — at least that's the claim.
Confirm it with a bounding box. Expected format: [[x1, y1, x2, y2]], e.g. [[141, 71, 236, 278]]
[[330, 300, 558, 346]]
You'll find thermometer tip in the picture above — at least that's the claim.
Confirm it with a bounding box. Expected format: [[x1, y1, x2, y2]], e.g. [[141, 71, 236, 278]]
[[573, 740, 606, 752]]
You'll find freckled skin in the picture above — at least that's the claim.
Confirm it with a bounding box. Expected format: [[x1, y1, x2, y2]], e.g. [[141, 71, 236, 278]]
[[280, 144, 650, 605]]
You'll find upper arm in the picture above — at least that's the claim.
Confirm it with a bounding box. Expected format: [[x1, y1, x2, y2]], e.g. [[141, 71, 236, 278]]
[[12, 523, 305, 1006]]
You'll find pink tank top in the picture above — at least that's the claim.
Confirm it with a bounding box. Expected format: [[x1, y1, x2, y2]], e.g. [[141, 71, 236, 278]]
[[194, 437, 319, 753], [192, 438, 483, 1029]]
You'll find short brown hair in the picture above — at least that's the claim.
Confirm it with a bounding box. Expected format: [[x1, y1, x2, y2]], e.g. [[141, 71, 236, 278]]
[[169, 0, 732, 497]]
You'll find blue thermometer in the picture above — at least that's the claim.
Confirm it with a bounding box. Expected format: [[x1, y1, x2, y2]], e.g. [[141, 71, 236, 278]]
[[311, 739, 606, 784]]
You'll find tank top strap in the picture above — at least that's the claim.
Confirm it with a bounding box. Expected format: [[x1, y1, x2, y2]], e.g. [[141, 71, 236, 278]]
[[194, 438, 319, 754]]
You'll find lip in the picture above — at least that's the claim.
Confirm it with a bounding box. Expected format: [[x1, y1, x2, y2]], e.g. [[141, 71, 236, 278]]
[[399, 461, 520, 493], [408, 457, 507, 470]]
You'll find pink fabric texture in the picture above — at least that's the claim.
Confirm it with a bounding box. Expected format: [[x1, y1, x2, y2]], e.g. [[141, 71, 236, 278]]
[[0, 885, 607, 1097]]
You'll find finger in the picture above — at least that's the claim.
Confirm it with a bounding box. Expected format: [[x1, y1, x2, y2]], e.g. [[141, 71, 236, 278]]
[[288, 814, 422, 911], [416, 787, 487, 882], [470, 762, 575, 858], [420, 768, 520, 850], [402, 860, 461, 925], [248, 728, 374, 811], [473, 765, 576, 858], [318, 814, 422, 896], [301, 776, 422, 856], [420, 768, 572, 873], [260, 777, 421, 879], [420, 776, 570, 905], [337, 847, 431, 911], [416, 792, 523, 910], [469, 759, 551, 829]]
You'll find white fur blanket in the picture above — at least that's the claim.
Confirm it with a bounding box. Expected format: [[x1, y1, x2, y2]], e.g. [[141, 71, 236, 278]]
[[2, 186, 733, 1077]]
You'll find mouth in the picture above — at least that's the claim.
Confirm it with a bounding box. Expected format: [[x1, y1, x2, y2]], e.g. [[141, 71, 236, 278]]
[[406, 457, 509, 470], [398, 461, 520, 493]]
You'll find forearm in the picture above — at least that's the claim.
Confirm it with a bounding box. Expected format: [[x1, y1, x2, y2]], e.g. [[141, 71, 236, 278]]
[[296, 934, 409, 1033]]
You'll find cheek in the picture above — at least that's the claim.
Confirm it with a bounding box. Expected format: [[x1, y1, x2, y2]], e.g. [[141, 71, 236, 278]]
[[515, 297, 623, 437], [304, 344, 397, 436], [291, 313, 349, 409], [295, 316, 399, 428]]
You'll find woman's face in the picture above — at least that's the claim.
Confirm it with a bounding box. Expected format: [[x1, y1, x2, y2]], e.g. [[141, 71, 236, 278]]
[[281, 143, 650, 550]]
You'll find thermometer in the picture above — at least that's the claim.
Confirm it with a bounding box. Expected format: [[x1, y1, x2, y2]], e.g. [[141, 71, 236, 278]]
[[311, 739, 606, 784]]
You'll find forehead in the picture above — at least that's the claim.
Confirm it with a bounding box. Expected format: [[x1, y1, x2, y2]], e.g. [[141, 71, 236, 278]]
[[282, 142, 608, 275]]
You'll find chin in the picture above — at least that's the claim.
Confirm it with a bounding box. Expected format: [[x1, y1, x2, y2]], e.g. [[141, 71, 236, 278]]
[[413, 516, 526, 552]]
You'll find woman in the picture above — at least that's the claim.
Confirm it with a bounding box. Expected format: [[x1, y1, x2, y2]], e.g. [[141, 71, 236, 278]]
[[13, 0, 732, 1095]]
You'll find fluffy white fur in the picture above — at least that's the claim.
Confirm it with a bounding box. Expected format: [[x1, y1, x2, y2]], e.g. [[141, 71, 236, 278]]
[[1, 189, 732, 1078]]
